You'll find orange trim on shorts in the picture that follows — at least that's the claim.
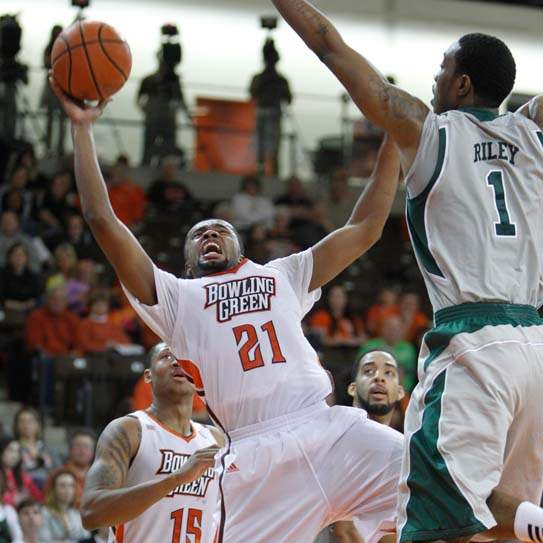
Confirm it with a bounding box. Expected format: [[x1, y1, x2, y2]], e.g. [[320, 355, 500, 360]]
[[144, 410, 198, 443]]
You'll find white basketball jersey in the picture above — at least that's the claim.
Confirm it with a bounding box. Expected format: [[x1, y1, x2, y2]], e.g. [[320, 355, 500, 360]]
[[123, 250, 332, 432], [405, 108, 543, 313], [109, 411, 219, 543]]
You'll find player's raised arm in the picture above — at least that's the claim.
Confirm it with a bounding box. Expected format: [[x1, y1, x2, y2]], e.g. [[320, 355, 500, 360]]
[[309, 134, 401, 291], [517, 95, 543, 129], [50, 78, 156, 306], [80, 417, 219, 530], [270, 0, 428, 166]]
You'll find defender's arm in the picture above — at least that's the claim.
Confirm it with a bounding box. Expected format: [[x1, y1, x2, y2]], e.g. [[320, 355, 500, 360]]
[[309, 135, 401, 291], [270, 0, 428, 168]]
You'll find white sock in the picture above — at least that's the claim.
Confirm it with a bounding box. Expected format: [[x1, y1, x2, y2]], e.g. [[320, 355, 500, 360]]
[[514, 502, 543, 542]]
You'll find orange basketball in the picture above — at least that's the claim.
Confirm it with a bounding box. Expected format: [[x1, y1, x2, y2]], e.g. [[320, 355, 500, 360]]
[[51, 20, 132, 102]]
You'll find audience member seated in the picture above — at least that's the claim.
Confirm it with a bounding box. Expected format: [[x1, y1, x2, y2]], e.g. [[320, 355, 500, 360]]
[[398, 291, 429, 344], [231, 175, 275, 230], [0, 211, 51, 273], [25, 285, 80, 358], [46, 244, 89, 315], [0, 243, 42, 316], [105, 156, 146, 227], [266, 207, 298, 260], [358, 315, 417, 392], [75, 291, 131, 354], [244, 224, 270, 264], [45, 430, 95, 508], [39, 470, 90, 542], [326, 169, 353, 229], [146, 155, 194, 213], [366, 286, 399, 336], [13, 407, 56, 491], [289, 201, 332, 249], [274, 175, 312, 218], [0, 438, 43, 507], [309, 285, 366, 347], [32, 170, 77, 238], [17, 499, 43, 543], [0, 471, 24, 542], [64, 215, 100, 261], [0, 166, 34, 225]]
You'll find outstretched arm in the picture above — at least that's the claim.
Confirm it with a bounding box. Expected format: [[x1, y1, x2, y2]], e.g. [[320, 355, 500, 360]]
[[309, 135, 401, 291], [517, 95, 543, 129], [81, 417, 220, 530], [50, 78, 156, 305], [270, 0, 428, 169]]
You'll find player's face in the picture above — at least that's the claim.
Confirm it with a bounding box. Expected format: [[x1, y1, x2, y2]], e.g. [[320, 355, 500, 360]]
[[432, 42, 462, 114], [350, 352, 404, 416], [184, 219, 242, 278], [148, 344, 195, 398]]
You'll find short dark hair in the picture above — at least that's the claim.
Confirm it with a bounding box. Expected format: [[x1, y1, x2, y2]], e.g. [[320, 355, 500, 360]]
[[351, 349, 398, 381], [68, 428, 96, 447], [455, 33, 516, 108], [17, 498, 40, 513]]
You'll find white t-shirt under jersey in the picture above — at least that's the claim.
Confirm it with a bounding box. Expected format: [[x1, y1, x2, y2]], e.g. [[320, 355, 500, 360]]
[[109, 411, 219, 543], [123, 251, 332, 432]]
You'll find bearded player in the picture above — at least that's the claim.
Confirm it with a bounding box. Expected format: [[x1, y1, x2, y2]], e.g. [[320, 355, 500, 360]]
[[51, 75, 403, 542], [328, 351, 406, 543], [270, 1, 543, 542], [80, 343, 222, 543]]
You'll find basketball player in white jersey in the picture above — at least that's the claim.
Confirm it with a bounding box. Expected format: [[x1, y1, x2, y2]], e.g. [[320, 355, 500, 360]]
[[80, 343, 222, 543], [270, 2, 543, 542], [328, 351, 406, 543], [51, 75, 404, 543]]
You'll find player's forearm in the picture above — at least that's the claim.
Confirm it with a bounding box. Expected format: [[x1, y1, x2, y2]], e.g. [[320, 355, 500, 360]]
[[270, 0, 344, 59], [81, 472, 190, 530], [72, 122, 116, 223], [347, 135, 401, 238]]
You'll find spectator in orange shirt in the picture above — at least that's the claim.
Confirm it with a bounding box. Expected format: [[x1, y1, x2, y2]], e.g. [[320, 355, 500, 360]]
[[25, 285, 80, 357], [309, 285, 366, 347], [398, 290, 430, 344], [106, 156, 146, 228], [366, 286, 399, 336], [75, 291, 131, 354]]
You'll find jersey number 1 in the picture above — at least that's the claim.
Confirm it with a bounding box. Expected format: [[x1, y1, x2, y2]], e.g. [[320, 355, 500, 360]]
[[171, 507, 202, 543], [233, 320, 286, 371], [486, 170, 516, 237]]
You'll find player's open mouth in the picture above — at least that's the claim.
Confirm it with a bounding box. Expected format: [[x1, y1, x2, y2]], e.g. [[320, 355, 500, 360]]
[[201, 241, 223, 259], [171, 368, 188, 381]]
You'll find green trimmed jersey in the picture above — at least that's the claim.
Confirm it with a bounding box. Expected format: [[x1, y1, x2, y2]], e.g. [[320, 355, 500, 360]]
[[405, 107, 543, 313]]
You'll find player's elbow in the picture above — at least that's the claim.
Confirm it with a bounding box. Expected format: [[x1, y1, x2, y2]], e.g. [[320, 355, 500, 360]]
[[79, 495, 103, 531]]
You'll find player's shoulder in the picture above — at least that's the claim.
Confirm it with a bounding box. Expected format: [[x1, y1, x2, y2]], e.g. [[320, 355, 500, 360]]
[[96, 414, 142, 456]]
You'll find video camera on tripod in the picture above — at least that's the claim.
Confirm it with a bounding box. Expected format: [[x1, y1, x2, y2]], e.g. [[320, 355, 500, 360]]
[[0, 14, 28, 86]]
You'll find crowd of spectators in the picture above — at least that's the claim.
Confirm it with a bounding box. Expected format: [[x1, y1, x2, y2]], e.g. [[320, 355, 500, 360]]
[[0, 404, 105, 542]]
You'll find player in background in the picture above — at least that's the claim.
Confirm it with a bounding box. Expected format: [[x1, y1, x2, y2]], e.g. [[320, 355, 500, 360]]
[[80, 343, 222, 543], [51, 72, 403, 543], [328, 351, 405, 543], [269, 1, 543, 542]]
